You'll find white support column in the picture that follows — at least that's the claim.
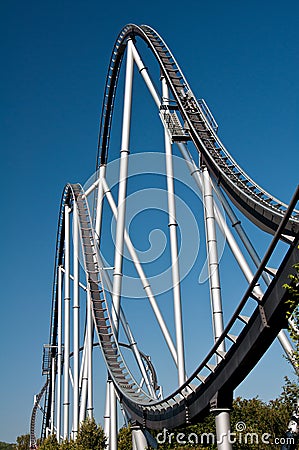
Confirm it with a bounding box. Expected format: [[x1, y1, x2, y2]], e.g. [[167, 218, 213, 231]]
[[103, 378, 111, 446], [56, 266, 63, 441], [110, 44, 132, 445], [109, 381, 118, 450], [162, 76, 186, 387], [202, 166, 231, 450], [213, 409, 233, 450], [110, 38, 134, 450], [87, 291, 93, 419], [202, 166, 226, 353], [112, 38, 134, 333], [63, 205, 71, 439], [50, 358, 55, 434], [73, 204, 80, 438], [79, 332, 87, 389], [78, 299, 92, 424], [79, 341, 88, 424]]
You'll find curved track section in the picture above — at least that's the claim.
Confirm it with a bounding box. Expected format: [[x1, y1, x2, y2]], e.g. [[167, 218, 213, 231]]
[[42, 184, 158, 437], [41, 187, 69, 438], [125, 225, 299, 428], [96, 24, 299, 236], [44, 183, 299, 431], [30, 380, 49, 449]]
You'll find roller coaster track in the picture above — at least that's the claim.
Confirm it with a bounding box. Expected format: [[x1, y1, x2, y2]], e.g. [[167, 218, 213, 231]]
[[40, 182, 299, 434], [30, 380, 49, 449], [36, 24, 299, 444], [97, 24, 299, 236]]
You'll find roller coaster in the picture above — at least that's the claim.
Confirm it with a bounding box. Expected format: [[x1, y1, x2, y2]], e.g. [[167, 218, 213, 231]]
[[30, 25, 299, 450]]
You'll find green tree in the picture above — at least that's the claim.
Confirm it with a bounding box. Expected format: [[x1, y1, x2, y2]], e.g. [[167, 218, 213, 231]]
[[59, 439, 75, 450], [38, 435, 59, 450], [0, 442, 15, 450], [75, 418, 106, 450], [117, 425, 132, 450], [15, 435, 30, 450], [284, 262, 299, 369]]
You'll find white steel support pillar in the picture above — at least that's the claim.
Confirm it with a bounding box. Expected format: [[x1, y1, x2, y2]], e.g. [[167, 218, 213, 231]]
[[112, 38, 133, 333], [202, 166, 232, 450], [110, 38, 134, 450], [73, 205, 80, 438], [202, 166, 225, 353], [63, 205, 71, 439], [50, 358, 55, 434], [56, 266, 63, 441], [109, 381, 118, 450], [104, 378, 111, 446], [162, 76, 186, 387], [79, 339, 88, 424], [87, 291, 93, 419], [78, 299, 93, 423], [213, 409, 233, 450]]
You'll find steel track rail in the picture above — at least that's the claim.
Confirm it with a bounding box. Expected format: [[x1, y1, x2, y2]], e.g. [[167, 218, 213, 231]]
[[41, 187, 68, 439], [30, 380, 49, 449], [121, 187, 299, 428], [96, 24, 299, 236]]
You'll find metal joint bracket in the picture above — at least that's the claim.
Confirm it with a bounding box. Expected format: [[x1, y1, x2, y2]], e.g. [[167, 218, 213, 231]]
[[258, 304, 269, 330]]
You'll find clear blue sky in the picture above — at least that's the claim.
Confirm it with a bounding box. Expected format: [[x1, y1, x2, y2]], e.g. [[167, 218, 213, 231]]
[[1, 0, 299, 443]]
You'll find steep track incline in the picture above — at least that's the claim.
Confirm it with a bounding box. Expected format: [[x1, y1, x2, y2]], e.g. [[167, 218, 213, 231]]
[[97, 24, 299, 236]]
